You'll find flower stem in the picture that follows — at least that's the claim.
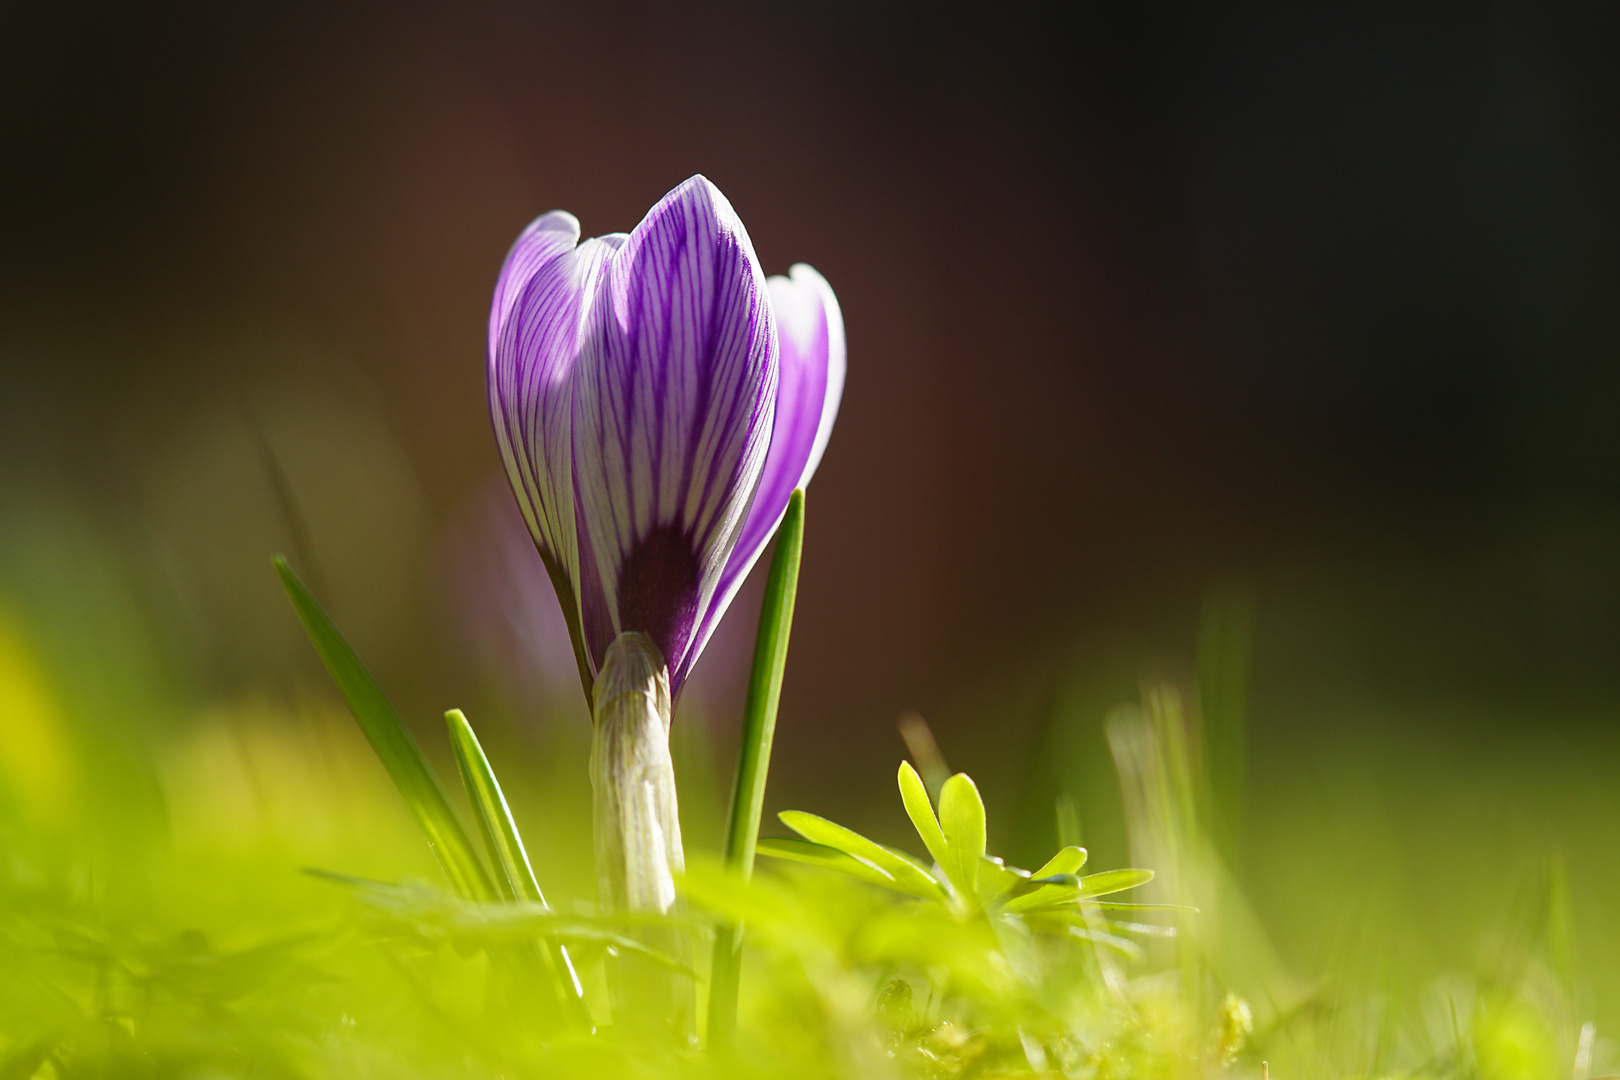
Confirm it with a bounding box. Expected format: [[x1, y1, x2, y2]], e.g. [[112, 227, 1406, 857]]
[[708, 489, 805, 1050], [591, 631, 693, 1041]]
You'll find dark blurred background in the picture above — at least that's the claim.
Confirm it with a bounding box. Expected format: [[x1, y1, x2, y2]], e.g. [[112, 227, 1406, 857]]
[[4, 0, 1620, 1014]]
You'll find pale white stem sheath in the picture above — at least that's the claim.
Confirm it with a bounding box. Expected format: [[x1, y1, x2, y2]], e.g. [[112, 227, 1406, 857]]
[[590, 631, 692, 1040]]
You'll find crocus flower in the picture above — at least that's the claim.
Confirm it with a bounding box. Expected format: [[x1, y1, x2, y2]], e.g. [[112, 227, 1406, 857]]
[[487, 175, 844, 703]]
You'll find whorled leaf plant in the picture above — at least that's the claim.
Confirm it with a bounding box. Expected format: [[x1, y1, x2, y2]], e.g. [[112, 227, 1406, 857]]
[[758, 762, 1182, 951]]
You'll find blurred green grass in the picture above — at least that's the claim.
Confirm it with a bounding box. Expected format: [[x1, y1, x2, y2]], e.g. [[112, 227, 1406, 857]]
[[0, 496, 1616, 1078]]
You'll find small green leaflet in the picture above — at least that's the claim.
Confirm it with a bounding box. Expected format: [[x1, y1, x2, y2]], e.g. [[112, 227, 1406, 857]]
[[937, 773, 987, 901], [1078, 868, 1156, 899], [1004, 868, 1158, 914], [898, 761, 949, 869], [774, 811, 946, 900], [755, 836, 900, 891]]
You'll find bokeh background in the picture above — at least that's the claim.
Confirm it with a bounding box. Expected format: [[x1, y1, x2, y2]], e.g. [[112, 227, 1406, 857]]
[[4, 0, 1620, 1034]]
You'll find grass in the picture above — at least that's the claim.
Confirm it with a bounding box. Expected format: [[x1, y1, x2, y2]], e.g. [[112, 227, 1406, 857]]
[[1, 685, 1609, 1078], [0, 526, 1613, 1078]]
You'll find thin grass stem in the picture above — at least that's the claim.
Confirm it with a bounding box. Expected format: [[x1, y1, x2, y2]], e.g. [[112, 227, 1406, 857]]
[[445, 708, 593, 1031], [707, 490, 805, 1050], [273, 556, 494, 901]]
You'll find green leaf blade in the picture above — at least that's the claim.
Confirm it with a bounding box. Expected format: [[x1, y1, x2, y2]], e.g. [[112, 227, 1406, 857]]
[[273, 556, 492, 902], [755, 836, 900, 891], [1002, 866, 1158, 914], [937, 773, 987, 900], [1078, 867, 1155, 899], [719, 490, 806, 880], [1033, 845, 1088, 879], [778, 811, 945, 900], [710, 489, 806, 1049], [444, 709, 542, 903], [996, 846, 1091, 911], [898, 761, 949, 870], [444, 708, 589, 1027]]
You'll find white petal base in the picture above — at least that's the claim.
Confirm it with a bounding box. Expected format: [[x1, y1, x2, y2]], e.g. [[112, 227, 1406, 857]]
[[589, 631, 693, 1042]]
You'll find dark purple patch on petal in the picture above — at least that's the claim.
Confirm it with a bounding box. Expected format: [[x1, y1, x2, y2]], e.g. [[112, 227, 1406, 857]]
[[569, 177, 777, 692], [613, 522, 702, 684]]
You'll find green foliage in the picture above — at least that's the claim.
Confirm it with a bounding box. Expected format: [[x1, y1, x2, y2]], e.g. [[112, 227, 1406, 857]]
[[761, 762, 1164, 926], [712, 489, 805, 1047], [0, 676, 1602, 1080], [0, 544, 1605, 1079], [280, 557, 601, 1032], [305, 870, 694, 973], [773, 809, 947, 902], [719, 489, 806, 878], [249, 547, 1186, 1073], [274, 556, 493, 901], [444, 708, 591, 1027]]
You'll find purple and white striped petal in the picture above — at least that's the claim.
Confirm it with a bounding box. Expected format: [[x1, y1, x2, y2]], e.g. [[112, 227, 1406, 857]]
[[684, 263, 845, 674], [488, 213, 624, 575], [489, 213, 627, 696], [740, 264, 845, 572], [488, 212, 580, 365], [570, 176, 779, 690], [490, 213, 578, 564]]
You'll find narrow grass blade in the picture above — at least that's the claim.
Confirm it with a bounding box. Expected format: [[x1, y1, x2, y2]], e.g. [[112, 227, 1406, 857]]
[[273, 556, 493, 901], [897, 713, 951, 800], [720, 490, 806, 881], [1109, 919, 1179, 937], [1065, 924, 1146, 959], [445, 708, 590, 1028], [1055, 792, 1084, 850], [709, 490, 805, 1050]]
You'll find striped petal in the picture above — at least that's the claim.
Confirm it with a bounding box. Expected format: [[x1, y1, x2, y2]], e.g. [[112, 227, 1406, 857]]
[[488, 212, 624, 693], [488, 212, 579, 364], [489, 212, 578, 564], [570, 176, 779, 690], [687, 264, 845, 675]]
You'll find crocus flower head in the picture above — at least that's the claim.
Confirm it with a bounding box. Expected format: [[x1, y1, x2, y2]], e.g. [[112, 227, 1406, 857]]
[[488, 176, 843, 701]]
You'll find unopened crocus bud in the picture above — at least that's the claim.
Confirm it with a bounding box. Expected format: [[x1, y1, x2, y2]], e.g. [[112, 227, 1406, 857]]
[[488, 176, 844, 1043], [487, 176, 844, 704]]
